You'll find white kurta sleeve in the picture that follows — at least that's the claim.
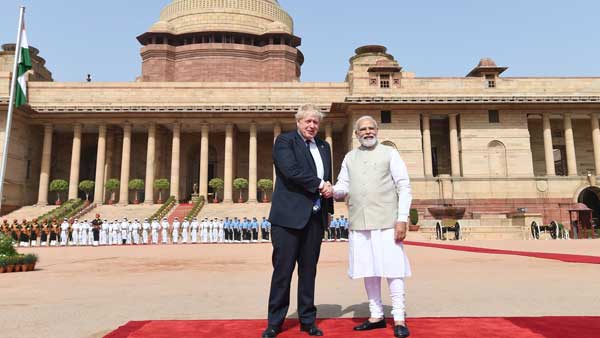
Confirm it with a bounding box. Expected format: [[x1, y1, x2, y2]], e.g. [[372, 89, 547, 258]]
[[333, 154, 350, 201], [390, 150, 412, 222]]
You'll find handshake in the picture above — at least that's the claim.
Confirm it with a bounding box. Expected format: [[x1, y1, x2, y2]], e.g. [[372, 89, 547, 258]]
[[320, 181, 334, 199]]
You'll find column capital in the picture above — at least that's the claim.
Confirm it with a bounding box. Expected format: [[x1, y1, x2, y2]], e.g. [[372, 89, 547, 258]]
[[448, 112, 459, 117], [563, 112, 572, 119], [421, 112, 431, 118], [591, 112, 600, 119]]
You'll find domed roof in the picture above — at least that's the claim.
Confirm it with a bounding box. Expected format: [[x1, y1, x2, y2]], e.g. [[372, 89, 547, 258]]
[[149, 0, 294, 36]]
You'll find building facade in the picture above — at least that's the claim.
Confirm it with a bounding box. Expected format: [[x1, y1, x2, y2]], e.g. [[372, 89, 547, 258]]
[[1, 0, 600, 225]]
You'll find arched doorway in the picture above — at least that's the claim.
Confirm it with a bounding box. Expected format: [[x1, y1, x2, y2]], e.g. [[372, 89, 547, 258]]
[[577, 186, 600, 220], [488, 140, 507, 177]]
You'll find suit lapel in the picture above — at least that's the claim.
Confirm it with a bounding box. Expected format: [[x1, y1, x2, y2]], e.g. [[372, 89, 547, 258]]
[[295, 133, 317, 174]]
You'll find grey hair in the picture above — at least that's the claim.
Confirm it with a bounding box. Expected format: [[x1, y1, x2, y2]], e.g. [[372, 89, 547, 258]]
[[354, 115, 379, 132], [295, 104, 325, 122]]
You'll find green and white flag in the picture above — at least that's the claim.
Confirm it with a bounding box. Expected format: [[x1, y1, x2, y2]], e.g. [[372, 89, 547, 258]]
[[14, 21, 32, 107]]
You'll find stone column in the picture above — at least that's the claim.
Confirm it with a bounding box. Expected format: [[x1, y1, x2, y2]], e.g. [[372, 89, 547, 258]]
[[449, 113, 461, 177], [144, 124, 156, 204], [103, 129, 115, 202], [591, 113, 600, 175], [273, 123, 281, 183], [199, 124, 209, 199], [93, 124, 107, 204], [170, 123, 181, 201], [563, 113, 578, 176], [422, 114, 433, 177], [118, 124, 132, 205], [37, 124, 53, 206], [248, 123, 258, 202], [325, 123, 334, 179], [542, 113, 556, 176], [68, 124, 82, 200], [224, 124, 234, 203]]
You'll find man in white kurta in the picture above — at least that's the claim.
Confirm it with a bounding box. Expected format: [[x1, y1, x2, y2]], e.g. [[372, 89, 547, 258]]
[[151, 218, 160, 244], [142, 218, 151, 244], [172, 217, 180, 244], [190, 217, 199, 244], [333, 116, 412, 338], [181, 218, 190, 244], [161, 218, 169, 244], [60, 218, 69, 246]]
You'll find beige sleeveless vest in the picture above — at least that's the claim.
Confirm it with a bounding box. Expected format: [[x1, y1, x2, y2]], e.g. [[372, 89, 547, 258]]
[[346, 143, 398, 231]]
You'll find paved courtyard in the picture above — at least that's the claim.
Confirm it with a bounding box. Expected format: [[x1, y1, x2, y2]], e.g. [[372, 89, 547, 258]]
[[2, 236, 600, 338]]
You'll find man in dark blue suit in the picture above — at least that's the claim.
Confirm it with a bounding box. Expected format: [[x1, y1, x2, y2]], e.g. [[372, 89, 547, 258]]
[[262, 104, 334, 338]]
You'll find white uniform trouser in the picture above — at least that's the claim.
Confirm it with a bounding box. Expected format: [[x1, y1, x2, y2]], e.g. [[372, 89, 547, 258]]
[[60, 230, 67, 245], [219, 229, 224, 242], [161, 229, 168, 244], [133, 232, 140, 244], [152, 230, 158, 244], [142, 230, 149, 244], [71, 231, 78, 245], [181, 229, 188, 243], [201, 229, 208, 243], [364, 277, 406, 322], [212, 230, 218, 243], [191, 230, 198, 243], [172, 229, 179, 244]]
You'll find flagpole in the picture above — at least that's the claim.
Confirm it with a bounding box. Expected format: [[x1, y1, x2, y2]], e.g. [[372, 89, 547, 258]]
[[0, 6, 26, 214]]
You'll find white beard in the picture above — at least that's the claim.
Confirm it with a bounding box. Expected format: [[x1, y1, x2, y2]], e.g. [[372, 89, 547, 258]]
[[359, 137, 378, 148]]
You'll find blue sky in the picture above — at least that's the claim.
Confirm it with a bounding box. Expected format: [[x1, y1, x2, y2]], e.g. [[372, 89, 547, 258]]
[[1, 0, 599, 82]]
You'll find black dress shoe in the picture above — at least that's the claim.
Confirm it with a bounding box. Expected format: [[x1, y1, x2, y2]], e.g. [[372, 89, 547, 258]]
[[300, 323, 324, 336], [353, 318, 386, 331], [394, 324, 410, 338], [261, 325, 280, 338]]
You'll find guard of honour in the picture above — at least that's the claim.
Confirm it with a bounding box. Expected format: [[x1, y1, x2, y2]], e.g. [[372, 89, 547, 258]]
[[0, 214, 349, 247]]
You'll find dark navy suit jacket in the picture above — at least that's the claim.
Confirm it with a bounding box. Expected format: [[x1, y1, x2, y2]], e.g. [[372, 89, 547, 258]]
[[269, 131, 334, 229]]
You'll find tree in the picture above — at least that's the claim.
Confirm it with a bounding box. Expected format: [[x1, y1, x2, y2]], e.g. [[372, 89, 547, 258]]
[[49, 179, 68, 205], [128, 179, 145, 204], [233, 177, 249, 203], [257, 178, 273, 202], [153, 178, 170, 203], [208, 178, 224, 203], [78, 180, 95, 203], [105, 179, 120, 204]]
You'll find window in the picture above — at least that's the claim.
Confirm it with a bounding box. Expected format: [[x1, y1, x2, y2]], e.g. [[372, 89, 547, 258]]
[[381, 111, 392, 124], [379, 74, 390, 88], [26, 160, 31, 180], [488, 110, 500, 123], [553, 146, 567, 176], [486, 74, 496, 88]]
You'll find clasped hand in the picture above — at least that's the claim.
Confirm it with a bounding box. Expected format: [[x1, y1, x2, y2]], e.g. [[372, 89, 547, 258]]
[[320, 181, 334, 199]]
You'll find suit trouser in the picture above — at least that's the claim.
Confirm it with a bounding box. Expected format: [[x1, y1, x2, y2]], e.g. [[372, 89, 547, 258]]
[[267, 213, 323, 326]]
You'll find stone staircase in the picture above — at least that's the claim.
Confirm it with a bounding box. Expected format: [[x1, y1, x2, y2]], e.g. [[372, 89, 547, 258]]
[[197, 201, 348, 220], [2, 205, 59, 221], [76, 204, 162, 221], [167, 203, 194, 223]]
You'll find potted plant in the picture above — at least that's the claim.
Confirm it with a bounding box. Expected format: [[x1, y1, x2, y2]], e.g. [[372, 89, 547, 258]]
[[128, 179, 145, 204], [24, 253, 38, 271], [0, 256, 7, 273], [409, 208, 420, 231], [257, 178, 273, 203], [209, 178, 224, 203], [6, 255, 17, 273], [105, 178, 120, 205], [78, 180, 95, 206], [49, 179, 69, 205], [17, 255, 27, 272], [153, 178, 170, 204], [233, 178, 248, 203]]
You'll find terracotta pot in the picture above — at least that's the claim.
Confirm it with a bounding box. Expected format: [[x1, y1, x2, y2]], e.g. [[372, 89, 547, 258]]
[[6, 264, 15, 273], [84, 200, 91, 207], [26, 263, 35, 271], [238, 197, 244, 203], [133, 199, 140, 205], [20, 264, 28, 272], [262, 195, 269, 203], [55, 199, 62, 206], [408, 224, 421, 232], [213, 197, 219, 203], [108, 199, 114, 205], [157, 199, 163, 204], [0, 267, 6, 273]]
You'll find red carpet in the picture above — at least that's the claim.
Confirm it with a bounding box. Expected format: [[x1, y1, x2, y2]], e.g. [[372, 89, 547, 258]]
[[404, 241, 600, 264], [105, 317, 600, 338]]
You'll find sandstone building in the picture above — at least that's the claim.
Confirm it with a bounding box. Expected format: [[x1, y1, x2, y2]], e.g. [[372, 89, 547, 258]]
[[1, 0, 600, 227]]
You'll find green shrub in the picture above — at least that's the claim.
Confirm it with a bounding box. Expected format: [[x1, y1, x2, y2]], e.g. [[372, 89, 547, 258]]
[[78, 180, 95, 201], [409, 208, 419, 225], [23, 253, 38, 264], [0, 234, 17, 256]]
